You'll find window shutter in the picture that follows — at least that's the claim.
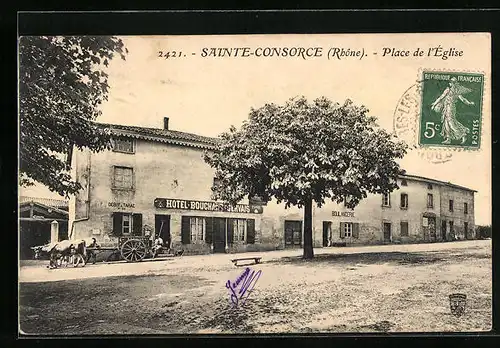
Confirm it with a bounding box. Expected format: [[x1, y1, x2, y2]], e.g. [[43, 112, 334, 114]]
[[340, 222, 345, 239], [181, 216, 191, 244], [132, 214, 143, 236], [352, 223, 360, 239], [112, 213, 123, 236], [227, 218, 234, 244], [205, 217, 213, 244], [246, 219, 255, 244]]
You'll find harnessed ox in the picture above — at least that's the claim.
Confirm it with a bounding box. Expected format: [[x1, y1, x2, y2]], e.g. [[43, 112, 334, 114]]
[[32, 239, 88, 268]]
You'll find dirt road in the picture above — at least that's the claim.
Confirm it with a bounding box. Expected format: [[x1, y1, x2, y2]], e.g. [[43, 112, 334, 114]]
[[19, 240, 492, 334]]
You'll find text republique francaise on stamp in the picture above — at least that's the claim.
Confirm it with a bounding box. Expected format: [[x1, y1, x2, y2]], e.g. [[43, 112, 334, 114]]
[[419, 71, 484, 149]]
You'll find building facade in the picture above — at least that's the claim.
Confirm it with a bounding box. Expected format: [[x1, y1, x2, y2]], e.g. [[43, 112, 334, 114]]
[[69, 118, 476, 255]]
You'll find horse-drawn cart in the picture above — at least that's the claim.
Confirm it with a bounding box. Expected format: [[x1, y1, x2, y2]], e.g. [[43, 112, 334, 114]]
[[87, 236, 176, 263]]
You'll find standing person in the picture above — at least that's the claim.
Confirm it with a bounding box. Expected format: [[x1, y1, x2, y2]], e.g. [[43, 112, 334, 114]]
[[430, 77, 475, 144]]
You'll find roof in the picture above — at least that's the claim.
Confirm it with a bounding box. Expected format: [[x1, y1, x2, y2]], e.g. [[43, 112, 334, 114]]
[[99, 123, 219, 150], [400, 174, 476, 193], [19, 196, 69, 209], [19, 200, 69, 217], [93, 123, 476, 194]]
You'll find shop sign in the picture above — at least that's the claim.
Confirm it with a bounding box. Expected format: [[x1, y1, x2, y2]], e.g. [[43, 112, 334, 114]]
[[332, 211, 355, 217], [154, 198, 263, 214], [423, 217, 429, 227], [108, 202, 135, 209]]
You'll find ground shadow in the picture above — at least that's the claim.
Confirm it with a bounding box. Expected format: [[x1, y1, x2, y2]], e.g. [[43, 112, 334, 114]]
[[268, 251, 446, 266]]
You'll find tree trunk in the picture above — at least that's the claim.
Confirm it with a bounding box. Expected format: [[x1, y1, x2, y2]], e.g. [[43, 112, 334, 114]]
[[303, 197, 314, 259]]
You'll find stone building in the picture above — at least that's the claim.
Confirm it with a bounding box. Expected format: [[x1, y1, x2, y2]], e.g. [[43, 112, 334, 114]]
[[68, 118, 476, 255]]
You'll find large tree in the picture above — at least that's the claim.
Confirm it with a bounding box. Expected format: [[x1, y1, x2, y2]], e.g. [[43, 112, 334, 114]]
[[19, 36, 127, 197], [204, 96, 408, 259]]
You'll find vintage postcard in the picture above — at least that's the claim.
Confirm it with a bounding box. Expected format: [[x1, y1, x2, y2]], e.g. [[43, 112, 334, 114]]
[[18, 33, 492, 335]]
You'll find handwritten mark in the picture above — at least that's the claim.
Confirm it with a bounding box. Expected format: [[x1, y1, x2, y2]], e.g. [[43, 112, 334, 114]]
[[226, 267, 262, 307]]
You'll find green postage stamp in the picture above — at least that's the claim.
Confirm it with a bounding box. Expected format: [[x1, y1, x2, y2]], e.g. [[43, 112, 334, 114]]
[[419, 71, 484, 149]]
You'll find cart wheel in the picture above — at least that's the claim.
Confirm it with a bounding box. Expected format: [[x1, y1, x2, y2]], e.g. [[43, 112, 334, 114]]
[[120, 239, 147, 262]]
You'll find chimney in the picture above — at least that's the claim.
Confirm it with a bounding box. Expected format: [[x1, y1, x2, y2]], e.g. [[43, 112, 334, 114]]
[[163, 117, 169, 130]]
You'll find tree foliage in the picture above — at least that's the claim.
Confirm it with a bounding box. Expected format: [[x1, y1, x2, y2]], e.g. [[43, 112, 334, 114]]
[[205, 96, 408, 258], [19, 36, 127, 197]]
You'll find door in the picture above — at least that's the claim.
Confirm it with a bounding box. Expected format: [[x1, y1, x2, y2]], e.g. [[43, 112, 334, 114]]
[[441, 220, 447, 241], [323, 221, 332, 247], [449, 221, 455, 240], [428, 217, 436, 242], [383, 222, 391, 242], [155, 214, 171, 248], [284, 220, 302, 248], [213, 217, 227, 253]]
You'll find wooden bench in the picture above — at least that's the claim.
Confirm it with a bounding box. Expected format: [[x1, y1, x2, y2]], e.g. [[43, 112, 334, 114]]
[[231, 257, 262, 266]]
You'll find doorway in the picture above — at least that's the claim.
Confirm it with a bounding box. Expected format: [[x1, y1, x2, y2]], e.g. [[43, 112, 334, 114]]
[[284, 220, 302, 248], [213, 217, 227, 253], [441, 220, 447, 240], [155, 215, 171, 249], [383, 222, 391, 242], [428, 217, 437, 242], [323, 221, 332, 247]]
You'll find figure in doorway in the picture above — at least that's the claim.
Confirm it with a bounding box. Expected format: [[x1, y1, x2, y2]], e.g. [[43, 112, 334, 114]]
[[152, 234, 164, 258]]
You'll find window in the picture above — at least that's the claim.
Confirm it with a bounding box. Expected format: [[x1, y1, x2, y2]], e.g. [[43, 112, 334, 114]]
[[113, 166, 133, 189], [190, 217, 205, 242], [449, 200, 454, 212], [400, 221, 409, 237], [233, 219, 247, 241], [343, 223, 353, 237], [344, 195, 353, 207], [400, 193, 408, 209], [464, 203, 468, 215], [427, 193, 434, 208], [122, 214, 131, 235], [249, 195, 267, 206], [401, 179, 408, 186], [112, 138, 135, 153], [382, 193, 391, 207], [427, 184, 433, 190], [112, 212, 142, 236]]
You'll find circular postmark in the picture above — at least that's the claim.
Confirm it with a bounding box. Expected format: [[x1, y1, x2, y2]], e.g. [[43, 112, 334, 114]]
[[393, 80, 454, 164]]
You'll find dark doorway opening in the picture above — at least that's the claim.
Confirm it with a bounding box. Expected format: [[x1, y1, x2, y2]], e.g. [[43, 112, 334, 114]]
[[323, 221, 332, 247], [428, 217, 437, 242], [155, 214, 171, 249], [441, 220, 447, 241], [383, 222, 391, 243], [213, 217, 227, 253], [285, 220, 302, 248], [20, 222, 51, 259]]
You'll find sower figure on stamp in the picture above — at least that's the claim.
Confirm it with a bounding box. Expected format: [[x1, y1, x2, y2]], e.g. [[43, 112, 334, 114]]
[[430, 77, 475, 145]]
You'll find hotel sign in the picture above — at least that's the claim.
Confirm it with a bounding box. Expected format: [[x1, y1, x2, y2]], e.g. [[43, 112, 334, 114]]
[[332, 211, 355, 217], [154, 198, 263, 214]]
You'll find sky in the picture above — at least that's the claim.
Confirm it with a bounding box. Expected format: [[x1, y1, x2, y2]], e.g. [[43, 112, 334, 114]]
[[20, 33, 492, 225]]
